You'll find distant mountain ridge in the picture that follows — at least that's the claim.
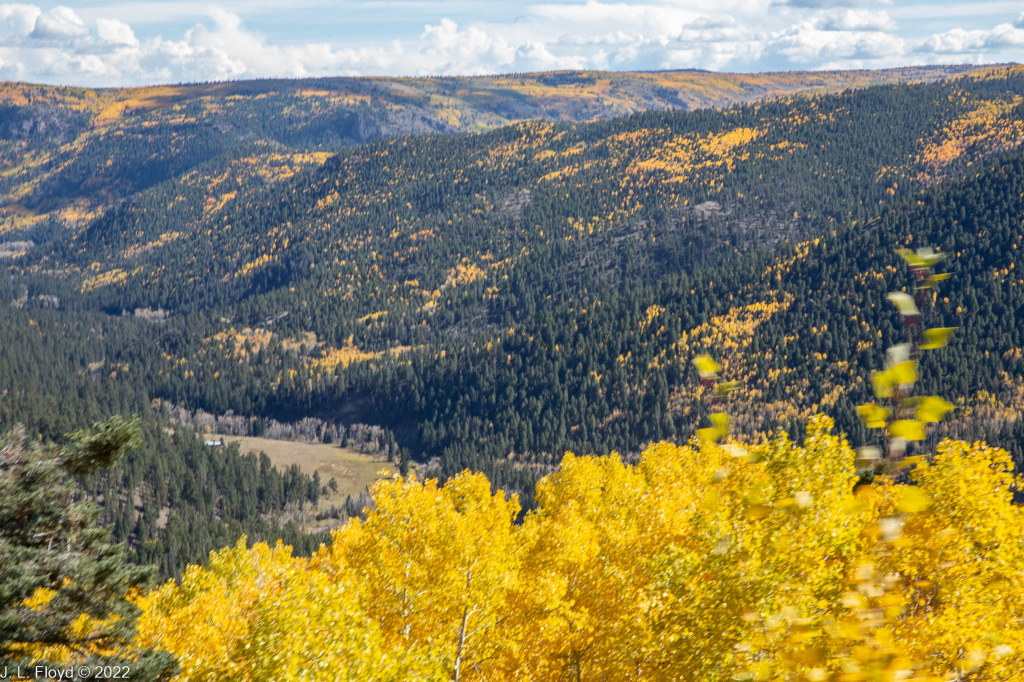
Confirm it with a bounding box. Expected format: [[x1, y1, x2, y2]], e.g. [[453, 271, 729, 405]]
[[0, 63, 992, 235], [1, 64, 988, 129]]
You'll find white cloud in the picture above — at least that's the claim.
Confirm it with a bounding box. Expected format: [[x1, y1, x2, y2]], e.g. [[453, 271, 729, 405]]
[[772, 0, 891, 7], [516, 41, 589, 70], [917, 23, 1024, 54], [765, 21, 906, 64], [529, 1, 697, 35], [30, 6, 88, 40], [811, 9, 895, 31], [0, 1, 1017, 87], [96, 18, 138, 47], [686, 16, 738, 30], [0, 4, 39, 38], [418, 18, 517, 74], [558, 30, 645, 46]]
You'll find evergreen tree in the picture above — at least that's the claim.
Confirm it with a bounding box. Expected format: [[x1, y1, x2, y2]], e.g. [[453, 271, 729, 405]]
[[0, 419, 176, 678]]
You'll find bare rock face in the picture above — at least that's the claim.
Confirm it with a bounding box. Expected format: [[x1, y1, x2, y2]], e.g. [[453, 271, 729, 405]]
[[0, 105, 88, 143], [0, 241, 33, 258], [498, 189, 532, 221], [134, 307, 169, 322], [692, 201, 722, 215]]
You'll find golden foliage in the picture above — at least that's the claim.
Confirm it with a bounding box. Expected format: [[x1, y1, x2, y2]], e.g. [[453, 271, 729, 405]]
[[669, 291, 831, 440], [120, 231, 183, 260], [640, 304, 665, 331], [210, 327, 276, 358], [311, 342, 382, 371], [136, 540, 414, 681], [941, 372, 1024, 439], [135, 418, 1024, 681], [633, 126, 760, 182], [356, 311, 388, 323], [80, 268, 129, 292], [918, 96, 1024, 182], [13, 584, 157, 666], [0, 66, 985, 246], [444, 261, 487, 288], [206, 327, 389, 371], [231, 151, 331, 183], [202, 191, 236, 216], [234, 252, 276, 279]]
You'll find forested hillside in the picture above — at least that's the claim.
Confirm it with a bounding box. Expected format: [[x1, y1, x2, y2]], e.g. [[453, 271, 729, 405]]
[[0, 64, 978, 237], [3, 65, 1024, 571]]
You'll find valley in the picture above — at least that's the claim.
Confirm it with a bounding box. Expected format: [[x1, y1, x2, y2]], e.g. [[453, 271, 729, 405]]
[[4, 60, 1024, 681], [2, 64, 1024, 572], [209, 433, 387, 499]]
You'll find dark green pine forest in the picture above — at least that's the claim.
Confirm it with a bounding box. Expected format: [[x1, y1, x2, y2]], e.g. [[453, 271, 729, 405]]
[[3, 66, 1024, 575]]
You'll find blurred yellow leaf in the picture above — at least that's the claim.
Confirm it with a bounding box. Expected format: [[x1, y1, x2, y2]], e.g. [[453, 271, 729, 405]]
[[692, 353, 722, 377], [715, 380, 742, 397], [915, 247, 945, 267], [698, 427, 723, 443], [896, 248, 923, 267], [920, 272, 953, 289], [886, 292, 919, 316], [897, 486, 932, 513], [965, 649, 988, 671], [921, 327, 957, 350], [857, 403, 890, 429], [723, 443, 748, 458], [889, 419, 925, 441], [871, 371, 894, 399], [916, 396, 954, 423], [890, 361, 918, 386]]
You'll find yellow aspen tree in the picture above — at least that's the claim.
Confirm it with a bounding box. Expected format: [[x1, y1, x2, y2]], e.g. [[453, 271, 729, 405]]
[[711, 424, 1024, 681], [872, 440, 1024, 680], [135, 538, 402, 681], [314, 470, 521, 681], [504, 416, 867, 681], [507, 452, 649, 680]]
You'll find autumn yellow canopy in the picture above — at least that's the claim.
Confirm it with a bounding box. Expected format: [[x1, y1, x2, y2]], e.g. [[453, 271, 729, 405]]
[[132, 416, 1024, 682]]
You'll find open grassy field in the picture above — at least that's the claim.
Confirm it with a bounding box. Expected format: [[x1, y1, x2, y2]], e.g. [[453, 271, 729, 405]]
[[212, 434, 389, 501]]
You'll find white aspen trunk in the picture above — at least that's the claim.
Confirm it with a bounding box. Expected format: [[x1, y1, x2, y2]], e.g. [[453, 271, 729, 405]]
[[453, 605, 470, 682], [453, 567, 475, 681]]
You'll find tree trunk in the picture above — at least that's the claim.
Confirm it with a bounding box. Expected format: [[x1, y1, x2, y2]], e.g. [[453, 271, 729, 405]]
[[454, 605, 470, 682]]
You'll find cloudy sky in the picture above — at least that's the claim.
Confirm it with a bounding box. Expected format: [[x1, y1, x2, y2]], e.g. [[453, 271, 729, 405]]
[[1, 1, 1023, 86]]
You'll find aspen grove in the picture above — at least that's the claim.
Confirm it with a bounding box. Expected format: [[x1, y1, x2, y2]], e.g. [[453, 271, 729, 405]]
[[127, 420, 1024, 682]]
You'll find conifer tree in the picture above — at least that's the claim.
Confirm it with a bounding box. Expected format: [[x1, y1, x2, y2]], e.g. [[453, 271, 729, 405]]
[[0, 418, 176, 678]]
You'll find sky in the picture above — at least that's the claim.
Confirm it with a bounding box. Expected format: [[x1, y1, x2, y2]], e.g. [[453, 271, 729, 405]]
[[1, 0, 1023, 87]]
